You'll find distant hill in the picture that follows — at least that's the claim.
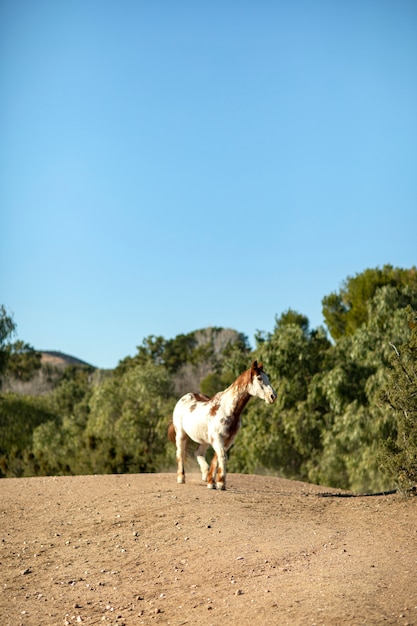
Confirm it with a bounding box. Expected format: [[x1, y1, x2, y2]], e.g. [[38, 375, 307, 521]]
[[41, 351, 95, 369], [3, 351, 95, 396]]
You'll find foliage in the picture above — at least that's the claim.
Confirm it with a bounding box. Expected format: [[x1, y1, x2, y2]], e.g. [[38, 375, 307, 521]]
[[0, 393, 56, 477], [85, 363, 175, 473], [117, 328, 249, 374], [31, 363, 174, 475], [116, 332, 201, 374], [5, 341, 42, 381], [313, 287, 411, 490], [229, 310, 331, 479], [0, 306, 16, 385], [379, 308, 417, 494], [2, 266, 417, 491], [322, 265, 417, 340], [228, 285, 414, 492]]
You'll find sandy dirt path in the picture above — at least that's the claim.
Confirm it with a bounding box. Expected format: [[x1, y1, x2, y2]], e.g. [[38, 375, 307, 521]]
[[1, 473, 416, 625]]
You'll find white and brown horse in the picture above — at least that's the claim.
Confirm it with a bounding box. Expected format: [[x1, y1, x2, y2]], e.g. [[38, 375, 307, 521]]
[[168, 360, 276, 490]]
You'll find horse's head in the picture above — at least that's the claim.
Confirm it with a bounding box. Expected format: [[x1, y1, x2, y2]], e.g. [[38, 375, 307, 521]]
[[250, 360, 277, 404]]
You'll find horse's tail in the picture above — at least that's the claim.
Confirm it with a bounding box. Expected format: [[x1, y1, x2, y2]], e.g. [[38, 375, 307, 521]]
[[167, 422, 176, 445]]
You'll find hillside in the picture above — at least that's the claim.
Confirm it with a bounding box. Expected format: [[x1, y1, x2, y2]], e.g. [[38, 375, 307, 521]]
[[40, 351, 95, 369], [1, 473, 416, 625], [2, 351, 95, 396]]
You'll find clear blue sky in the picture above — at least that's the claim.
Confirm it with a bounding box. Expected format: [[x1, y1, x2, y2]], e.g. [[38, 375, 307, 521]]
[[1, 0, 416, 369]]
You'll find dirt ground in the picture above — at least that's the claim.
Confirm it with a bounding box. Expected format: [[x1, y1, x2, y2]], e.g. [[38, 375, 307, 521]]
[[1, 472, 416, 626]]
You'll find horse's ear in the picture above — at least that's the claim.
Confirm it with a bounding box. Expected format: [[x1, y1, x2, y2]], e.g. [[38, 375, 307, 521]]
[[251, 360, 264, 373], [251, 360, 264, 375]]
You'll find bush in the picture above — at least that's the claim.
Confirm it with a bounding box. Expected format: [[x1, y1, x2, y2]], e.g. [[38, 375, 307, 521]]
[[379, 308, 417, 494]]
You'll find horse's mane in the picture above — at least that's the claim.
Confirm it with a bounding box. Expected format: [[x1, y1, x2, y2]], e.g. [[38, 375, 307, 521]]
[[231, 360, 263, 392]]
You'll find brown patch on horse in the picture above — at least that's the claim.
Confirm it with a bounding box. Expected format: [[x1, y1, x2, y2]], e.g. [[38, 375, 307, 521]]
[[209, 400, 221, 417], [216, 468, 224, 487], [215, 404, 248, 450], [207, 455, 217, 485], [187, 393, 211, 412], [223, 403, 248, 449], [191, 392, 211, 402]]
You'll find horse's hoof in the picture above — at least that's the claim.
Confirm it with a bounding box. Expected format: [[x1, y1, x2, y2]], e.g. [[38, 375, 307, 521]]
[[177, 476, 185, 484], [207, 482, 215, 489], [216, 483, 226, 491]]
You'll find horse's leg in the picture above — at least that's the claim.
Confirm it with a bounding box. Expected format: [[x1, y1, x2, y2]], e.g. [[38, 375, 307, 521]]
[[216, 450, 227, 490], [209, 439, 227, 490], [207, 443, 231, 490], [194, 444, 209, 482], [206, 453, 218, 489], [176, 431, 187, 484]]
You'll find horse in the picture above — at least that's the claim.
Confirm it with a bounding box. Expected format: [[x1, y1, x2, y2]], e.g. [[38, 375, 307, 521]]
[[168, 360, 276, 490]]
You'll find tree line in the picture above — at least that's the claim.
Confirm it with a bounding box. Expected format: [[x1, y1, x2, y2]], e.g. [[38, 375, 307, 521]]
[[1, 264, 416, 493]]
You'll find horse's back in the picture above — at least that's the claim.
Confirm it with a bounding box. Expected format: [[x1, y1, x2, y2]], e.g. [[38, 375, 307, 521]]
[[173, 392, 212, 444], [173, 392, 210, 415]]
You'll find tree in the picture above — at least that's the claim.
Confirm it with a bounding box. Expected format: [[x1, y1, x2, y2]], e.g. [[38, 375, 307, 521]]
[[229, 280, 414, 492], [116, 333, 198, 375], [115, 335, 167, 375], [0, 306, 16, 385], [200, 332, 252, 396], [228, 310, 331, 479], [260, 309, 331, 411], [6, 341, 42, 381], [84, 363, 175, 474], [322, 266, 417, 340], [310, 286, 411, 491], [0, 393, 56, 477], [379, 308, 417, 494], [27, 366, 95, 475]]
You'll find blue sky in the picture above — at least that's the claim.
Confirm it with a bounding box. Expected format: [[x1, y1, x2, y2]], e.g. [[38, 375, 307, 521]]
[[1, 0, 416, 369]]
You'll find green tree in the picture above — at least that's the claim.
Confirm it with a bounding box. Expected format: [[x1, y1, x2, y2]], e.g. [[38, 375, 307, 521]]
[[229, 278, 414, 492], [0, 306, 16, 385], [85, 363, 175, 474], [31, 367, 99, 475], [116, 335, 167, 375], [6, 341, 42, 381], [117, 333, 198, 375], [311, 286, 411, 491], [261, 310, 330, 405], [0, 393, 56, 477], [200, 332, 251, 396], [379, 308, 417, 494], [322, 265, 417, 340], [228, 310, 331, 478]]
